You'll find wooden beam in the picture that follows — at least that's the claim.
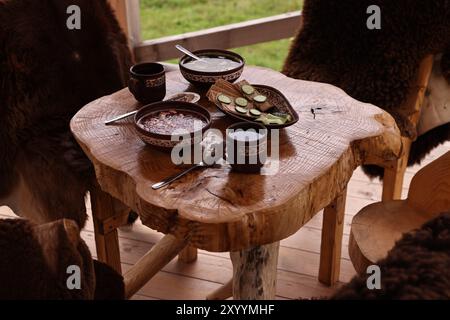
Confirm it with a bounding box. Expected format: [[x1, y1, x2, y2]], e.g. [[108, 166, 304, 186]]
[[135, 11, 302, 62], [108, 0, 141, 48], [124, 234, 187, 299]]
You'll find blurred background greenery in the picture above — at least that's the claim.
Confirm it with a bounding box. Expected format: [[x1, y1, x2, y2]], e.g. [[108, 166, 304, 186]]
[[140, 0, 303, 70]]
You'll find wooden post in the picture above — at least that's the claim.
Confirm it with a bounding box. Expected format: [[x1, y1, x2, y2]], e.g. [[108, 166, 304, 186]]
[[230, 242, 280, 300], [318, 188, 347, 286], [107, 0, 141, 50]]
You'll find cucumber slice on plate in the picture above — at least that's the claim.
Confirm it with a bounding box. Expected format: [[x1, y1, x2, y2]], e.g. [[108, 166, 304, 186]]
[[253, 95, 267, 103], [235, 106, 248, 114], [235, 97, 248, 107], [249, 109, 262, 116], [217, 94, 232, 104], [241, 84, 255, 95]]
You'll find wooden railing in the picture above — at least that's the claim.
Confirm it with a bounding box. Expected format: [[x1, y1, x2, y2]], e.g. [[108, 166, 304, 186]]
[[107, 0, 302, 62]]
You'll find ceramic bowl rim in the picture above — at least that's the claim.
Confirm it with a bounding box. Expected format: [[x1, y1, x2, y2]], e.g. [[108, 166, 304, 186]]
[[179, 48, 245, 76], [134, 101, 212, 140]]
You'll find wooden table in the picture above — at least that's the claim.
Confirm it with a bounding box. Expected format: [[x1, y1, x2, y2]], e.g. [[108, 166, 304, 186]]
[[70, 66, 401, 300]]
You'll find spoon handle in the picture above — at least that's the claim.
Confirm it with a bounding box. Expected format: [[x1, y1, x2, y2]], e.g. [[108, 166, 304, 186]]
[[104, 110, 138, 125], [152, 163, 203, 190], [175, 44, 203, 61]]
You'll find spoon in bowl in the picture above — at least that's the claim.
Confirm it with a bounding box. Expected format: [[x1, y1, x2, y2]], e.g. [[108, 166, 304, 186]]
[[175, 44, 205, 62]]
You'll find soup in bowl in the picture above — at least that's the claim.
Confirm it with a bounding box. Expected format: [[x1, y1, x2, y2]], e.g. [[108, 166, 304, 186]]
[[135, 101, 211, 151], [179, 49, 245, 88]]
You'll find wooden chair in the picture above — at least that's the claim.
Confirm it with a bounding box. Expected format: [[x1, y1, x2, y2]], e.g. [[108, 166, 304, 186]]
[[349, 151, 450, 274], [381, 55, 434, 201]]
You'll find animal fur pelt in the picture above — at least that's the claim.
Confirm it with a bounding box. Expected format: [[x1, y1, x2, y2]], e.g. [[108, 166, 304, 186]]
[[0, 218, 95, 299], [0, 0, 133, 227], [93, 260, 125, 300], [332, 212, 450, 299], [283, 0, 450, 177], [0, 218, 125, 299]]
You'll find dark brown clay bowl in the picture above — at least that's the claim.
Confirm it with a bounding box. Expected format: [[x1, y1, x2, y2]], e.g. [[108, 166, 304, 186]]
[[179, 49, 245, 88], [134, 101, 211, 151]]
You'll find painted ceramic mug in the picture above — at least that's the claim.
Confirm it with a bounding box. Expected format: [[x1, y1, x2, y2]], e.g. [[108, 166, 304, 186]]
[[128, 62, 166, 104], [226, 122, 268, 173]]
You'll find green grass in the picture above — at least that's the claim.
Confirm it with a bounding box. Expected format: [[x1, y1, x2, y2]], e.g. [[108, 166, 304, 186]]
[[140, 0, 303, 70]]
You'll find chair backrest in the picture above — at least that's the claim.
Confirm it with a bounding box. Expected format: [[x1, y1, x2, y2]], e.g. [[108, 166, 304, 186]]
[[408, 151, 450, 215], [401, 55, 434, 136], [0, 0, 132, 197]]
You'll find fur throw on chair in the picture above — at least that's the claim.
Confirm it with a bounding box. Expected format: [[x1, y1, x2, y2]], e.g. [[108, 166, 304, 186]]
[[332, 212, 450, 299], [0, 0, 132, 227], [0, 218, 124, 300], [283, 0, 450, 177]]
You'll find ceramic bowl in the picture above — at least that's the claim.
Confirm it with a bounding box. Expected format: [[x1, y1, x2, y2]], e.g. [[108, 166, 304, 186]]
[[134, 101, 211, 151], [179, 49, 245, 88]]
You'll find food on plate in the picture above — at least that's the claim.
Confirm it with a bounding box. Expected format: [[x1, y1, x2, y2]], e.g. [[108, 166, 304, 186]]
[[235, 97, 248, 107], [217, 94, 232, 104], [137, 109, 207, 135], [206, 79, 297, 127], [235, 106, 248, 114], [183, 57, 241, 72]]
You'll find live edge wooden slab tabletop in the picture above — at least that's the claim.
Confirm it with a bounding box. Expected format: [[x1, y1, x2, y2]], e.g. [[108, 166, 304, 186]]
[[71, 66, 401, 253]]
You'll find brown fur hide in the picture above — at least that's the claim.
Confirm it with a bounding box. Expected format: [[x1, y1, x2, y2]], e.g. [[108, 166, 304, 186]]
[[0, 0, 132, 227], [283, 0, 450, 177], [0, 218, 124, 299], [0, 218, 95, 299], [332, 213, 450, 299]]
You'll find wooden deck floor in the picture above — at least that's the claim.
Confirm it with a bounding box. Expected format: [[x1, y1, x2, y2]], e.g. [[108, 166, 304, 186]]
[[1, 142, 449, 300]]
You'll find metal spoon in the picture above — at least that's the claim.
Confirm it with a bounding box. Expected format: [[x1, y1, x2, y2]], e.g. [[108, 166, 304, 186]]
[[151, 161, 207, 190], [104, 92, 200, 125], [175, 44, 204, 61], [151, 144, 222, 190], [104, 110, 139, 125]]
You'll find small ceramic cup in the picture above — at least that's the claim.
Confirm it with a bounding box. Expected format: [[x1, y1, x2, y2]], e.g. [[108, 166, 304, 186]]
[[226, 122, 268, 173], [128, 62, 166, 104]]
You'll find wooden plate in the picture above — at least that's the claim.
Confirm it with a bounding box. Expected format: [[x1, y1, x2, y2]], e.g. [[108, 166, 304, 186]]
[[212, 84, 299, 129]]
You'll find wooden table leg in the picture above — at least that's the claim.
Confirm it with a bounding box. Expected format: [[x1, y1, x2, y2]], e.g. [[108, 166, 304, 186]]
[[90, 183, 123, 274], [178, 245, 198, 263], [124, 234, 188, 299], [230, 242, 280, 300], [319, 188, 347, 286]]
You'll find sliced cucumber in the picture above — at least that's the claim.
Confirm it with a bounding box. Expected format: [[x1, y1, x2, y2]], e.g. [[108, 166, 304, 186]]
[[235, 106, 248, 114], [271, 112, 292, 122], [241, 84, 255, 95], [217, 94, 232, 104], [235, 97, 248, 107], [253, 95, 267, 103], [249, 109, 262, 116], [255, 113, 290, 125]]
